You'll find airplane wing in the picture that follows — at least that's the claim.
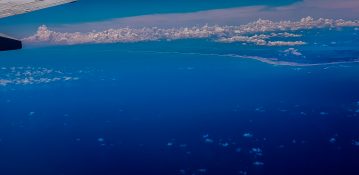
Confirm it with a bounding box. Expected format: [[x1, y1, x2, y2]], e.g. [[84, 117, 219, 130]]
[[0, 0, 76, 51], [0, 0, 76, 19]]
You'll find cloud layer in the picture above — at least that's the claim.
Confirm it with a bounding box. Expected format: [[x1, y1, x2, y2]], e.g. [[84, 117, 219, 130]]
[[0, 67, 79, 86], [47, 0, 359, 32], [23, 17, 359, 46]]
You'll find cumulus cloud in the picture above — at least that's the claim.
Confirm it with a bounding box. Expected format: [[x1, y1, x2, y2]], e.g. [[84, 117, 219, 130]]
[[216, 32, 302, 45], [0, 67, 79, 86], [23, 17, 359, 46], [267, 41, 306, 46], [283, 48, 303, 56], [46, 0, 359, 32]]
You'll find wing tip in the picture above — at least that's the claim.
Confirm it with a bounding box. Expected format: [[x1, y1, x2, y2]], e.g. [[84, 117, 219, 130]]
[[0, 34, 22, 51]]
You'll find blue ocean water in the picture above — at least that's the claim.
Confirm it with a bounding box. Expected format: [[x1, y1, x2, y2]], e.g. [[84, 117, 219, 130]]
[[1, 28, 359, 175]]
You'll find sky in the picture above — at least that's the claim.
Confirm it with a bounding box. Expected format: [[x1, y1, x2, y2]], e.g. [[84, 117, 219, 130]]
[[1, 0, 298, 36], [1, 0, 299, 23], [0, 0, 358, 41]]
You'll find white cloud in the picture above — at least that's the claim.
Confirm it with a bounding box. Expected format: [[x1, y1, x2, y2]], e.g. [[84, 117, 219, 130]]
[[283, 48, 303, 56], [267, 41, 306, 46], [0, 67, 79, 86], [47, 0, 359, 32], [23, 17, 358, 46]]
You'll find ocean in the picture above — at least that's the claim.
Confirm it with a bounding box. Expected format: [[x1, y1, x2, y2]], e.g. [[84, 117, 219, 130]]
[[1, 34, 359, 175]]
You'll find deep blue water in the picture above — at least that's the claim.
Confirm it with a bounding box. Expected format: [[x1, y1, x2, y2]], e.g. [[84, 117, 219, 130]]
[[1, 41, 359, 175]]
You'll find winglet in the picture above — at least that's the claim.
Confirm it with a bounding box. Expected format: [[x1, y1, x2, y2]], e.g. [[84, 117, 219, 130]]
[[0, 33, 22, 51], [0, 0, 77, 51]]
